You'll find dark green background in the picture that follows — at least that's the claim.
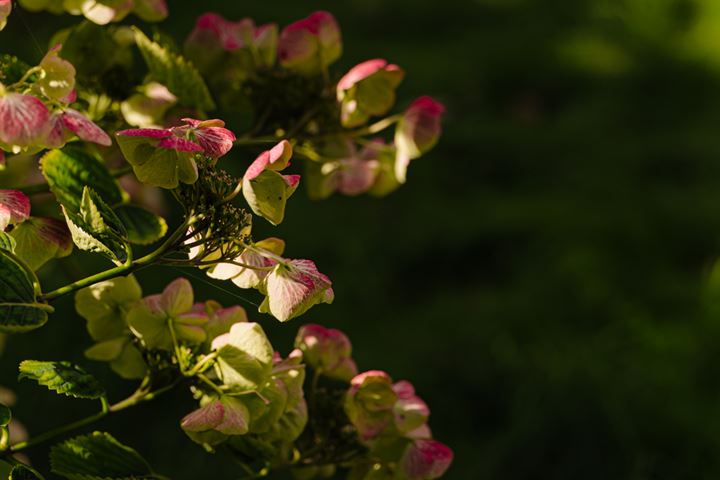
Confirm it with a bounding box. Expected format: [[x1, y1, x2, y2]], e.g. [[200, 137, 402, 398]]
[[6, 0, 720, 478]]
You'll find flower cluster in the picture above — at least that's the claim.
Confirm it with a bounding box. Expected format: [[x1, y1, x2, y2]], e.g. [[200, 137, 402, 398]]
[[13, 0, 167, 26], [294, 324, 453, 479], [0, 45, 111, 161], [182, 10, 445, 199]]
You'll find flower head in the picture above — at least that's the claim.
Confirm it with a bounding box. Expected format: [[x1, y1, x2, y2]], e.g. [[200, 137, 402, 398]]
[[126, 278, 208, 350], [259, 259, 334, 322]]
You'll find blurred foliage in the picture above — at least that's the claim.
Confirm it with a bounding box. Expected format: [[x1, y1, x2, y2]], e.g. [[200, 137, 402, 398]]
[[5, 0, 720, 478]]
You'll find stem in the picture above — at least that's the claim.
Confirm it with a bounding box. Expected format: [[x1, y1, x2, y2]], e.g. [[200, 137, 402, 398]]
[[41, 215, 194, 301]]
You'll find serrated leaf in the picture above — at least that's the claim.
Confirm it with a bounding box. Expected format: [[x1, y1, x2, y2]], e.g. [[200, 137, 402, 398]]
[[63, 188, 128, 264], [134, 28, 216, 112], [50, 432, 156, 480], [0, 402, 10, 426], [113, 204, 167, 245], [0, 249, 51, 333], [9, 465, 45, 480], [40, 147, 124, 212], [19, 360, 104, 399]]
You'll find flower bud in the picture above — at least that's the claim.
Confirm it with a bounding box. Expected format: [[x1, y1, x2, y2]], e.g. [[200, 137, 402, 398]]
[[295, 324, 357, 381], [337, 59, 404, 128], [394, 96, 445, 183], [278, 11, 342, 75], [400, 439, 453, 480]]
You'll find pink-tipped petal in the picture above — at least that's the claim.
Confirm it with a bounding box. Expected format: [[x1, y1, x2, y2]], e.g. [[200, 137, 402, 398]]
[[401, 439, 454, 480], [0, 189, 30, 230], [244, 140, 293, 181], [157, 136, 204, 153], [62, 109, 112, 146], [0, 93, 50, 147], [116, 128, 173, 139], [337, 59, 388, 91]]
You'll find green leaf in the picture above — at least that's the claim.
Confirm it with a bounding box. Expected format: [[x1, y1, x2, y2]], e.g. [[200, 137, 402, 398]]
[[64, 187, 129, 264], [0, 231, 16, 252], [50, 432, 157, 480], [0, 402, 11, 426], [9, 465, 45, 480], [40, 147, 124, 212], [242, 170, 299, 226], [0, 249, 51, 333], [113, 204, 167, 245], [134, 28, 216, 111], [19, 360, 105, 399]]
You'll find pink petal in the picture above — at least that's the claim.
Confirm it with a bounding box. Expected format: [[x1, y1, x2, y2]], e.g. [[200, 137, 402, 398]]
[[0, 93, 50, 147], [0, 189, 30, 230], [401, 439, 454, 480], [193, 126, 235, 158], [42, 114, 66, 148], [61, 109, 112, 146], [116, 128, 172, 139], [31, 216, 73, 256], [337, 59, 388, 91], [157, 136, 204, 153], [283, 174, 301, 188], [244, 140, 292, 181]]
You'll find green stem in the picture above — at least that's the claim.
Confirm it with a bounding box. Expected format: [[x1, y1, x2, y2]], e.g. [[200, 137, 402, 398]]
[[41, 215, 194, 301]]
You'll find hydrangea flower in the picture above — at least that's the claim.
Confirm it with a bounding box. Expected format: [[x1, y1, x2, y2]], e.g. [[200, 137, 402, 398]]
[[1, 189, 73, 270], [76, 276, 147, 379], [306, 139, 385, 199], [37, 44, 76, 102], [394, 96, 445, 183], [126, 277, 209, 350], [181, 396, 250, 447], [278, 11, 342, 75], [116, 118, 235, 189], [295, 323, 358, 381], [0, 91, 51, 150], [0, 190, 31, 231], [242, 140, 300, 225], [259, 259, 334, 323], [344, 370, 398, 440], [337, 59, 405, 128], [185, 13, 278, 75]]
